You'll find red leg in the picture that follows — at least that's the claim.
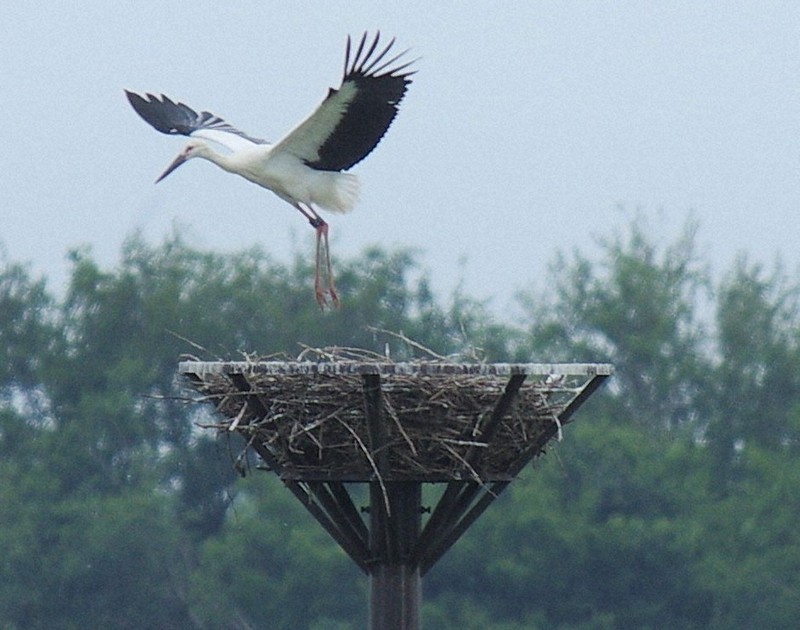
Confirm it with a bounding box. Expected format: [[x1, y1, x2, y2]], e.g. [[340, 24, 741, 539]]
[[292, 203, 327, 308], [314, 225, 327, 308], [319, 223, 339, 308], [294, 202, 339, 309]]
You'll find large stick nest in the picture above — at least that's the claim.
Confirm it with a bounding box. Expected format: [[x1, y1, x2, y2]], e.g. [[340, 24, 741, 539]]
[[184, 348, 587, 482]]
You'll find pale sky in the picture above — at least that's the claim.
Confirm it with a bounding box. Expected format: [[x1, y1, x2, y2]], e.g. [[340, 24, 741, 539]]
[[2, 3, 798, 315]]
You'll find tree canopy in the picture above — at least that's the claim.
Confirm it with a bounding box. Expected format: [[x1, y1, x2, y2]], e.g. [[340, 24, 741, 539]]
[[1, 220, 799, 628]]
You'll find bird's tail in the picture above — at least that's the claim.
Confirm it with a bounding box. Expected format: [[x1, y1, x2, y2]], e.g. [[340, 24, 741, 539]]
[[314, 172, 360, 214]]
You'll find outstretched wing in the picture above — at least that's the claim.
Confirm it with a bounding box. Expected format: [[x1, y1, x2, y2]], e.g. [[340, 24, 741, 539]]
[[273, 32, 415, 172], [125, 90, 268, 152]]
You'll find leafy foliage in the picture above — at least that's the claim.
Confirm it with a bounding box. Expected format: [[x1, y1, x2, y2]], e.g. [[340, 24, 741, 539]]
[[1, 222, 799, 628]]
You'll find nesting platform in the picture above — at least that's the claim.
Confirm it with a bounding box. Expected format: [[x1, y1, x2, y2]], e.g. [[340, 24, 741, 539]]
[[179, 360, 613, 484], [179, 356, 612, 627]]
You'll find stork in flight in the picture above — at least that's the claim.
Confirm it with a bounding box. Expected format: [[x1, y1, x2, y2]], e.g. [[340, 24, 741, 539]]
[[126, 32, 414, 308]]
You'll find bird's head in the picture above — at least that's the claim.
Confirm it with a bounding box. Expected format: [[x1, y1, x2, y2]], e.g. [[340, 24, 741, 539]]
[[155, 139, 207, 183]]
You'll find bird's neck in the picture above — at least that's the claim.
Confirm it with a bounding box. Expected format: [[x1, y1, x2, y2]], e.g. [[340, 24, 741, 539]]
[[200, 148, 237, 173]]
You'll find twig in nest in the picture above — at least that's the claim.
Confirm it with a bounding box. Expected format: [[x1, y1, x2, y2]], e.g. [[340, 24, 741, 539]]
[[195, 421, 229, 430], [551, 413, 563, 441], [440, 441, 494, 495], [383, 396, 418, 456], [232, 432, 259, 477], [439, 438, 488, 448], [335, 417, 391, 516], [366, 326, 448, 360], [296, 344, 387, 363], [297, 344, 334, 362], [288, 409, 340, 440], [228, 402, 248, 432], [167, 329, 220, 360]]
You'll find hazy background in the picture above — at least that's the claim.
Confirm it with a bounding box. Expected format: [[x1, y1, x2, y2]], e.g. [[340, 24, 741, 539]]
[[2, 2, 798, 313]]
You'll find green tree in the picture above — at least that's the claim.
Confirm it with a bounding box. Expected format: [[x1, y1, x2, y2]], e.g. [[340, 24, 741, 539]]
[[0, 255, 54, 391], [189, 475, 364, 629], [519, 217, 711, 433], [0, 235, 504, 628], [3, 220, 800, 628], [706, 258, 800, 488]]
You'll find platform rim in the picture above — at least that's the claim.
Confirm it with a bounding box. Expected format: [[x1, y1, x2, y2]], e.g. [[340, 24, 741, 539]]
[[178, 360, 614, 378]]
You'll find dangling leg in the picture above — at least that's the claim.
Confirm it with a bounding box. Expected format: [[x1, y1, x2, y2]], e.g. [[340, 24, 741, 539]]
[[293, 202, 338, 308], [313, 220, 327, 307], [317, 221, 339, 307]]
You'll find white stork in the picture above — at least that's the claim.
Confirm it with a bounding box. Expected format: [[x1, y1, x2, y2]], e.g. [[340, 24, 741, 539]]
[[126, 32, 414, 308]]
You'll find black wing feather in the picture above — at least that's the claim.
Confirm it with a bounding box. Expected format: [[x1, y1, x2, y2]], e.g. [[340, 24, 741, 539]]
[[124, 91, 267, 144], [305, 32, 415, 172]]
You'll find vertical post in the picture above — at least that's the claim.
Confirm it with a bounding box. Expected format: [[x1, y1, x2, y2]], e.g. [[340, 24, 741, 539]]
[[363, 374, 422, 630], [369, 483, 422, 630]]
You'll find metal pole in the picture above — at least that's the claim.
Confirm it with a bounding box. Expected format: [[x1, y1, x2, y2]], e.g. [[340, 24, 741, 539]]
[[369, 482, 422, 630]]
